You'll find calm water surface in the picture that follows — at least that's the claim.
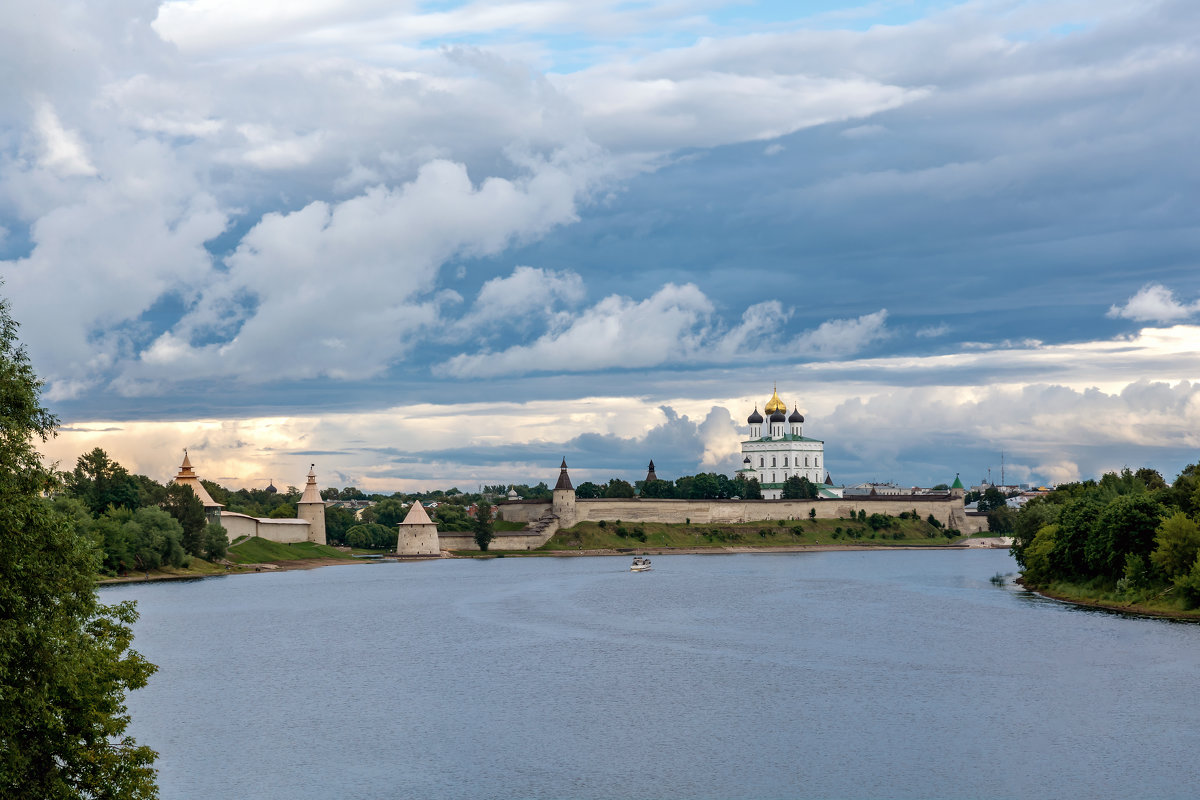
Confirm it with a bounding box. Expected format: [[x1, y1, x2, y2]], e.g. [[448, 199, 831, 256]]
[[102, 550, 1200, 799]]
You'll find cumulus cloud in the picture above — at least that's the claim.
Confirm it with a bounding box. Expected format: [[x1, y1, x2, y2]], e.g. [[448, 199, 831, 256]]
[[32, 100, 97, 177], [452, 265, 586, 339], [117, 154, 595, 388], [442, 278, 889, 377], [1107, 283, 1200, 323]]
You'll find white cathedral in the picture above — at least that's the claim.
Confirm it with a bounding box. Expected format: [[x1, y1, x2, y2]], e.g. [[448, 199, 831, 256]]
[[736, 387, 841, 500]]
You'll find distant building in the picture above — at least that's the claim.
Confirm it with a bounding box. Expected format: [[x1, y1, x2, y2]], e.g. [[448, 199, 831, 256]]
[[735, 387, 841, 499]]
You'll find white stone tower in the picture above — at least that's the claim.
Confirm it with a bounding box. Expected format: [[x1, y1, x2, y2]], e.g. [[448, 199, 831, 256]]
[[396, 501, 440, 557], [552, 458, 576, 527], [296, 464, 327, 545]]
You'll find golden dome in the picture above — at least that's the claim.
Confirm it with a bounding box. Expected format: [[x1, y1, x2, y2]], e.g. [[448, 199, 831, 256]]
[[764, 387, 786, 414]]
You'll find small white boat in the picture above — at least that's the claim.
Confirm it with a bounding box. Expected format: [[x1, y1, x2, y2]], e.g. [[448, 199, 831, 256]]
[[630, 556, 652, 572]]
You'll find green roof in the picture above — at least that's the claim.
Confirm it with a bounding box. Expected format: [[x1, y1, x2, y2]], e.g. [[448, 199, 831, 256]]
[[742, 434, 824, 444], [951, 474, 964, 489]]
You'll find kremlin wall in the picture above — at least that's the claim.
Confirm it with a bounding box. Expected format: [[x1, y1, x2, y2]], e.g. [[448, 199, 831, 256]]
[[171, 388, 985, 554]]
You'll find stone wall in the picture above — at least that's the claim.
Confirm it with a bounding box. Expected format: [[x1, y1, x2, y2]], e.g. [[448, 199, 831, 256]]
[[493, 501, 552, 523], [572, 496, 981, 530], [437, 530, 558, 551], [220, 511, 312, 544], [485, 494, 986, 548]]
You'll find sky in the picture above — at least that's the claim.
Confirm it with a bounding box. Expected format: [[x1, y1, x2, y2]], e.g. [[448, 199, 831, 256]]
[[3, 0, 1199, 493]]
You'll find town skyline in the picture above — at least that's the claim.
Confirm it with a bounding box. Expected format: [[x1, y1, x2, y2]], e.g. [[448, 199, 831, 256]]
[[5, 0, 1199, 491]]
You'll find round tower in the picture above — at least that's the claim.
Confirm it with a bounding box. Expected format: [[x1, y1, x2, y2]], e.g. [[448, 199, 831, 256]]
[[296, 464, 327, 545], [552, 458, 577, 527]]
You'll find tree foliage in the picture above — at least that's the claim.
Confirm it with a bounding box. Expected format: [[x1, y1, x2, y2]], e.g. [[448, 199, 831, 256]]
[[473, 501, 494, 551], [65, 447, 141, 516], [0, 295, 158, 797], [1012, 465, 1200, 608], [162, 482, 207, 557]]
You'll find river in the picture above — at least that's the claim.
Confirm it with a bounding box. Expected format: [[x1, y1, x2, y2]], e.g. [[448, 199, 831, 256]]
[[102, 549, 1200, 799]]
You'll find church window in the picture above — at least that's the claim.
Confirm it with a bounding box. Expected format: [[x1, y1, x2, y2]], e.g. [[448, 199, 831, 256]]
[[759, 457, 764, 468], [805, 457, 809, 467], [783, 457, 789, 467], [771, 457, 776, 467]]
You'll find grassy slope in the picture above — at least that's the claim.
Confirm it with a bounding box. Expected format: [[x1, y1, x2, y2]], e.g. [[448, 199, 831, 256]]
[[533, 517, 960, 551], [226, 537, 353, 564]]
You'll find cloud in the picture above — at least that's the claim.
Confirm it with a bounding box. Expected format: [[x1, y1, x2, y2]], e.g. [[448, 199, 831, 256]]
[[792, 310, 889, 357], [1107, 283, 1200, 323], [32, 100, 97, 177], [916, 323, 949, 339], [451, 265, 586, 339], [443, 276, 890, 377]]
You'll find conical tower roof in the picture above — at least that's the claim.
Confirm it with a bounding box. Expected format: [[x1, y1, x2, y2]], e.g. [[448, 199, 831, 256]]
[[172, 450, 222, 508], [951, 474, 964, 490], [299, 464, 322, 504], [555, 458, 573, 491], [401, 501, 433, 526]]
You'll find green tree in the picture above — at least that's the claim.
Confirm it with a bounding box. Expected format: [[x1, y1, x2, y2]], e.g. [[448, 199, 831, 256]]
[[126, 506, 186, 570], [268, 503, 297, 519], [1150, 512, 1200, 579], [638, 478, 675, 498], [473, 501, 495, 551], [1086, 494, 1164, 579], [781, 475, 817, 499], [204, 523, 229, 561], [574, 481, 602, 499], [162, 483, 208, 557], [1135, 467, 1167, 491], [0, 295, 157, 797], [986, 505, 1016, 534], [371, 497, 407, 528], [433, 504, 472, 532], [324, 506, 357, 546], [976, 487, 1009, 513], [65, 447, 141, 516], [603, 478, 635, 498], [743, 477, 763, 500]]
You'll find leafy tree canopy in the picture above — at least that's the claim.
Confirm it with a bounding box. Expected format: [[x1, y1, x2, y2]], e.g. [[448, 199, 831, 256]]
[[0, 294, 158, 797]]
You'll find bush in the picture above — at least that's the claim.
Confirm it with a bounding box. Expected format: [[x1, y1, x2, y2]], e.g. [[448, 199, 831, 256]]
[[927, 513, 943, 529], [866, 513, 892, 531], [598, 519, 607, 529], [615, 526, 628, 538]]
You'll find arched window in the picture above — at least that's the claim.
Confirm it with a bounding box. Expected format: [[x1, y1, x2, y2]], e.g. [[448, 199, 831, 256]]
[[783, 456, 789, 467], [815, 457, 820, 467], [771, 457, 776, 467], [759, 457, 764, 467], [804, 457, 809, 467]]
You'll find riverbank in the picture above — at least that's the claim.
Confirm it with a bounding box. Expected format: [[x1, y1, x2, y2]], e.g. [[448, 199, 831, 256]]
[[97, 556, 364, 585], [457, 542, 974, 558], [1022, 579, 1200, 621]]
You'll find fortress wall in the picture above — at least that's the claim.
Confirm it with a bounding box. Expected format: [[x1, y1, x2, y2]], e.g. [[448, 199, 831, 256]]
[[574, 496, 979, 530], [452, 495, 985, 550], [254, 518, 311, 543], [221, 511, 312, 544], [220, 512, 259, 541], [494, 502, 551, 523], [437, 531, 553, 551]]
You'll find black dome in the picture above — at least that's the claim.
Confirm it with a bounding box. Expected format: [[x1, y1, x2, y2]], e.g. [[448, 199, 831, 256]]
[[747, 407, 763, 424], [788, 408, 804, 423], [769, 409, 786, 422]]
